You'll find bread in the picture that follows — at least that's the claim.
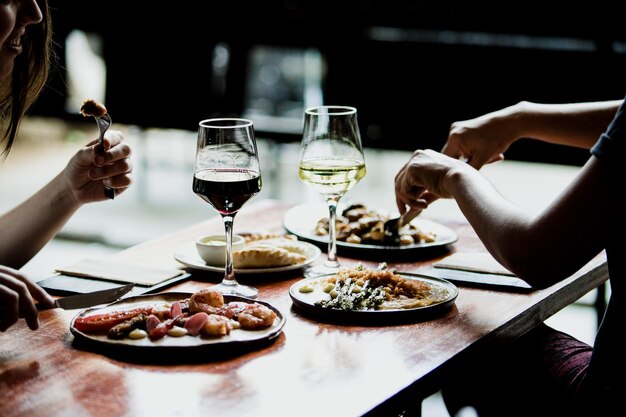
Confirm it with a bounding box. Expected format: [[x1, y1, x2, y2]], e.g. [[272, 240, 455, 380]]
[[239, 232, 297, 243], [233, 245, 307, 268], [80, 99, 107, 117]]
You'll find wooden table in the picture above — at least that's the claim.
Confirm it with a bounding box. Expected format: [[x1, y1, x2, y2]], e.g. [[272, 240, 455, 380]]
[[0, 200, 607, 417]]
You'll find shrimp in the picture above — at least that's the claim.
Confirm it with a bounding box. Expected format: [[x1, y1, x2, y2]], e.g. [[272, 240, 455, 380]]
[[237, 303, 277, 330], [202, 314, 232, 337], [221, 301, 251, 319], [189, 289, 224, 315]]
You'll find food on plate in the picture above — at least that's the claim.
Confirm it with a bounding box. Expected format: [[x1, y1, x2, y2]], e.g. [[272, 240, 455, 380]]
[[298, 265, 450, 311], [72, 289, 277, 341], [73, 307, 155, 333], [79, 98, 108, 117], [239, 232, 297, 243], [228, 232, 308, 268], [314, 203, 436, 246], [234, 246, 307, 268]]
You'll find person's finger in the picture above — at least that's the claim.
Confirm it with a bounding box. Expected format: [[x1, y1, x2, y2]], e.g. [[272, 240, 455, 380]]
[[12, 279, 40, 330], [419, 190, 440, 206], [0, 287, 19, 332], [1, 269, 44, 330], [90, 156, 133, 180], [395, 194, 408, 215], [103, 172, 133, 190], [23, 280, 55, 309], [103, 130, 124, 148], [94, 143, 131, 168]]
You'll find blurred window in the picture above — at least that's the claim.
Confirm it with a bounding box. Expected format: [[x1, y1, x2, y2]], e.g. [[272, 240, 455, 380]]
[[242, 46, 324, 136], [64, 30, 106, 114]]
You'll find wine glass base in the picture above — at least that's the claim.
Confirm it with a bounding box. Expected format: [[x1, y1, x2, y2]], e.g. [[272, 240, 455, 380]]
[[304, 263, 342, 278], [210, 282, 258, 299]]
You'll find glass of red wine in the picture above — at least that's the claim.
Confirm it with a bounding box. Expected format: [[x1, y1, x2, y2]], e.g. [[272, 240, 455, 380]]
[[193, 118, 262, 298]]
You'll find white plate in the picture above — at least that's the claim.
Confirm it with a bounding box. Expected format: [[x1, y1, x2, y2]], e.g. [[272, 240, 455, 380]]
[[70, 292, 285, 355], [283, 203, 458, 253], [289, 273, 458, 322], [174, 241, 322, 274]]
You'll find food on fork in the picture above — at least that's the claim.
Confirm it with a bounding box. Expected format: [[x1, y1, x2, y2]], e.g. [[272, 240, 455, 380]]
[[79, 98, 108, 117], [315, 203, 436, 246]]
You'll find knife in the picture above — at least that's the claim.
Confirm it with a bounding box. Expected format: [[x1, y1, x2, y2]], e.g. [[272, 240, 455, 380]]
[[409, 268, 533, 292], [51, 284, 134, 310]]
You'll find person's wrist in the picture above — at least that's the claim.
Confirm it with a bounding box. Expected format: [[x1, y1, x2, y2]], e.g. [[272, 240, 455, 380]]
[[442, 160, 473, 199], [493, 101, 527, 148]]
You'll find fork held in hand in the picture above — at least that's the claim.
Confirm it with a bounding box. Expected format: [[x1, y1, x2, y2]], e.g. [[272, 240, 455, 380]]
[[383, 209, 422, 242], [94, 113, 116, 199]]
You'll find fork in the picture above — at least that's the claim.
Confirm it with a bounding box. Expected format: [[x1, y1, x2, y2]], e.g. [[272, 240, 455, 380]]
[[93, 113, 116, 199], [383, 209, 421, 242]]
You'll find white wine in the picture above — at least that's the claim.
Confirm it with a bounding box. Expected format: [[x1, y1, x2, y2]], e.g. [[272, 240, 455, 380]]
[[298, 159, 366, 198]]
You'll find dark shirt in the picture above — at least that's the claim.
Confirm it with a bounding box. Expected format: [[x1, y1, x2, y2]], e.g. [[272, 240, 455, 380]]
[[588, 98, 626, 393]]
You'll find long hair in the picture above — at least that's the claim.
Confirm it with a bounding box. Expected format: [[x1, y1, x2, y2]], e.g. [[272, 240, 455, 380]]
[[0, 0, 51, 158]]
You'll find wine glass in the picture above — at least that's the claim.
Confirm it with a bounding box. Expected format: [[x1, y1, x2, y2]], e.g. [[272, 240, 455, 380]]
[[193, 118, 262, 298], [298, 106, 366, 275]]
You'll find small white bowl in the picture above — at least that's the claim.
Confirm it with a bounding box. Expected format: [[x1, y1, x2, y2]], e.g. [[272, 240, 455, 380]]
[[195, 234, 245, 266]]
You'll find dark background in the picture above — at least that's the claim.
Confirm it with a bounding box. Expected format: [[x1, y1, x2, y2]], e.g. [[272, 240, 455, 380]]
[[33, 0, 626, 166]]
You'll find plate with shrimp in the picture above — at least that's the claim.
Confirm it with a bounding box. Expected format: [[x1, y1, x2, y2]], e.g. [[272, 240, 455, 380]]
[[69, 289, 285, 356], [283, 203, 458, 256]]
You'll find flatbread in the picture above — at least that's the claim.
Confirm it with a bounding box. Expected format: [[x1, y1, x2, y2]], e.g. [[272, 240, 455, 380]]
[[233, 245, 307, 268]]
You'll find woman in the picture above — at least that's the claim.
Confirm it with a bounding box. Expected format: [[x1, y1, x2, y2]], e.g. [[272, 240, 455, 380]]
[[394, 99, 623, 415], [1, 0, 132, 332]]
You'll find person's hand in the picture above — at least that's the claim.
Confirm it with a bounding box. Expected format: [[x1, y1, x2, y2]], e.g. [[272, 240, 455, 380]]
[[0, 265, 55, 332], [394, 149, 471, 214], [64, 130, 133, 203], [442, 108, 519, 170]]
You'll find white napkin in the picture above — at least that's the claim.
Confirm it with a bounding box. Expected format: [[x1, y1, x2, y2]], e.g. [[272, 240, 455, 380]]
[[434, 252, 515, 276], [55, 258, 184, 286]]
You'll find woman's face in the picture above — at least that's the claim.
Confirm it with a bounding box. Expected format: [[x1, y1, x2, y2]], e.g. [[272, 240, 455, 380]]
[[0, 0, 43, 82]]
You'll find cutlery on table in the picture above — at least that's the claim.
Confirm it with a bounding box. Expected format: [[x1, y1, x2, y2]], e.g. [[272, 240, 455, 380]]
[[412, 268, 532, 291], [46, 283, 134, 310], [80, 99, 116, 199]]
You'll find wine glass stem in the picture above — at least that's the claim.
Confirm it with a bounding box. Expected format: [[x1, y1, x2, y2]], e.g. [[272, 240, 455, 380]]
[[325, 197, 340, 268], [222, 214, 237, 285]]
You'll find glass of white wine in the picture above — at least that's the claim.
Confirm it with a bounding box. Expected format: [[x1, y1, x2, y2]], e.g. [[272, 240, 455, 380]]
[[298, 106, 366, 276]]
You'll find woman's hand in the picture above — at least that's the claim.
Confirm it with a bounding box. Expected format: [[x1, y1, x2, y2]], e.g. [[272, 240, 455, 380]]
[[442, 105, 521, 170], [0, 266, 55, 332], [394, 149, 471, 214], [64, 130, 133, 203]]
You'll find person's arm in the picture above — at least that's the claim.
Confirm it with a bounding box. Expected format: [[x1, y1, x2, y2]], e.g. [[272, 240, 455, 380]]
[[394, 150, 608, 288], [0, 130, 132, 268], [443, 100, 622, 169]]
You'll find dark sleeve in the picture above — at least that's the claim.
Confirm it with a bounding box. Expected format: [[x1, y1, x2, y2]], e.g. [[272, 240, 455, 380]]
[[591, 99, 626, 166]]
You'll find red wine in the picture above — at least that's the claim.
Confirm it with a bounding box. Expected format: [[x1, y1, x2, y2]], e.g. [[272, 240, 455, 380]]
[[193, 168, 261, 214]]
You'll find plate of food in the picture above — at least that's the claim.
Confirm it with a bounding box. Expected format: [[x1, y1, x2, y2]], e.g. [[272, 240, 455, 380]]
[[174, 232, 322, 274], [283, 203, 458, 254], [70, 289, 286, 354], [289, 265, 458, 321]]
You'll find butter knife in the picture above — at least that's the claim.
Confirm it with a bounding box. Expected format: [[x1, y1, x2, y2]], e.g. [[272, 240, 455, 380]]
[[411, 268, 532, 291], [52, 284, 134, 310]]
